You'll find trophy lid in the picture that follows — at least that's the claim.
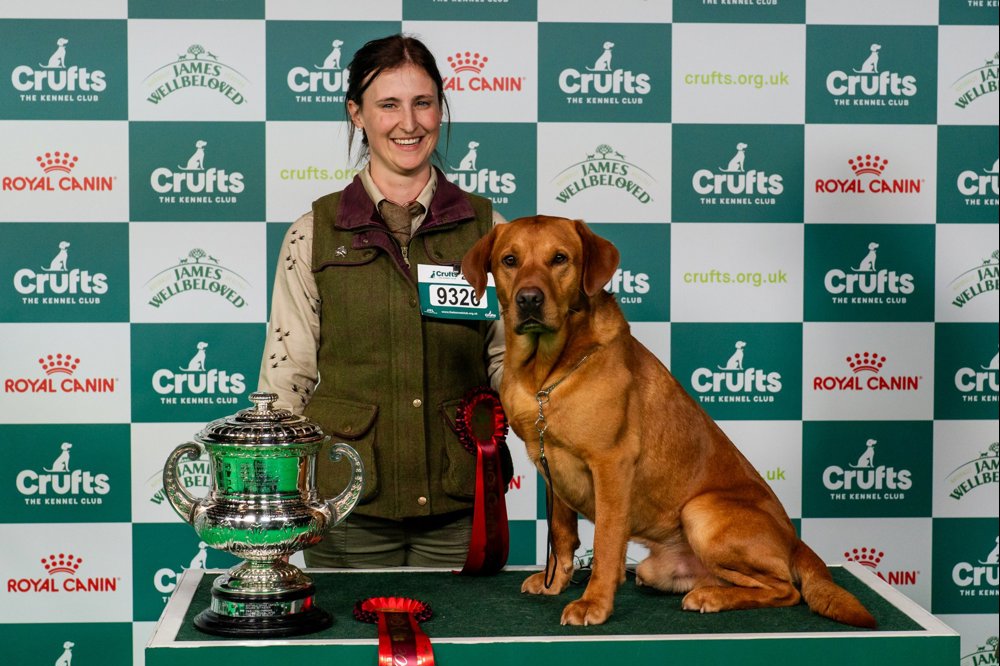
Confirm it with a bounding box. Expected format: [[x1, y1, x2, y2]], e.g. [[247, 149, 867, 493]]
[[196, 392, 326, 446]]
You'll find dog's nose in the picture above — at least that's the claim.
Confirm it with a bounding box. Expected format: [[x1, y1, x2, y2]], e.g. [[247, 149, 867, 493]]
[[516, 287, 545, 315]]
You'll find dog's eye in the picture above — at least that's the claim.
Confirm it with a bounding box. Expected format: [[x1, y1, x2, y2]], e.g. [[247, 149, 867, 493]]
[[501, 254, 517, 267], [552, 253, 568, 265]]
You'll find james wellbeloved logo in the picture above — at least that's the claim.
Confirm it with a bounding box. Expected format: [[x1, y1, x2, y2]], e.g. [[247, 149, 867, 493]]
[[806, 26, 936, 123], [151, 139, 245, 204], [844, 546, 920, 588], [951, 52, 999, 109], [540, 23, 669, 121], [12, 239, 108, 306], [143, 44, 248, 106], [815, 153, 923, 195], [672, 324, 801, 420], [1, 150, 116, 193], [143, 247, 250, 310], [15, 441, 110, 506], [552, 144, 655, 205], [812, 351, 922, 393], [5, 553, 119, 594], [961, 636, 999, 666], [947, 442, 999, 503], [950, 250, 999, 309], [3, 353, 117, 395]]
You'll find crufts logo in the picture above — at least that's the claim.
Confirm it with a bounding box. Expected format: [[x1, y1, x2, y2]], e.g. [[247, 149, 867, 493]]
[[2, 353, 117, 395], [150, 139, 245, 204], [144, 247, 249, 309], [5, 553, 118, 593], [442, 50, 524, 92], [812, 352, 921, 392], [826, 42, 917, 104], [10, 36, 107, 101], [950, 250, 999, 309], [553, 144, 653, 204], [823, 240, 915, 304], [952, 52, 999, 109], [286, 38, 348, 99], [947, 442, 999, 502], [13, 240, 109, 305], [815, 154, 922, 194], [155, 542, 210, 597], [444, 139, 516, 204], [558, 40, 651, 102], [15, 441, 110, 505], [151, 341, 246, 404], [822, 438, 913, 500], [952, 536, 999, 593], [954, 349, 1000, 399], [844, 546, 918, 586], [691, 141, 783, 205], [144, 43, 248, 105], [690, 340, 782, 403], [1, 151, 115, 192], [957, 158, 999, 201]]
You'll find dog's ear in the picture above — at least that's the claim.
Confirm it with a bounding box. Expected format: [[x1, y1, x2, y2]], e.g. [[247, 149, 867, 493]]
[[461, 226, 498, 300], [574, 219, 620, 296]]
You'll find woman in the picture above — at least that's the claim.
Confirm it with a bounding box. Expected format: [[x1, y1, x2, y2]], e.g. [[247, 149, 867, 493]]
[[258, 35, 506, 568]]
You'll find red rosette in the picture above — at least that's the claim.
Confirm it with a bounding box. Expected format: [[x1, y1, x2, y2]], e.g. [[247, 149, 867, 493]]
[[455, 387, 511, 576], [354, 597, 435, 666]]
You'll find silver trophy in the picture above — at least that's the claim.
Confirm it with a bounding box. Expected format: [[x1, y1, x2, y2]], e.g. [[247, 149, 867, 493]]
[[162, 392, 365, 637]]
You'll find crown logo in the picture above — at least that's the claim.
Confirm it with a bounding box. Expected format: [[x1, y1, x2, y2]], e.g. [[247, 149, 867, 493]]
[[36, 151, 79, 174], [848, 154, 888, 176], [846, 352, 886, 374], [41, 553, 83, 575], [844, 547, 884, 568], [447, 51, 488, 74], [38, 354, 81, 375]]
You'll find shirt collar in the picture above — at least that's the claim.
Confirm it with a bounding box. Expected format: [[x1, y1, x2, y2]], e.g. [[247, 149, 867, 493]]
[[359, 166, 436, 231]]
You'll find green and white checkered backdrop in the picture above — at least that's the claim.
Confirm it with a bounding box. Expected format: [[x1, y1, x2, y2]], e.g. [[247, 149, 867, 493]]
[[0, 1, 997, 664]]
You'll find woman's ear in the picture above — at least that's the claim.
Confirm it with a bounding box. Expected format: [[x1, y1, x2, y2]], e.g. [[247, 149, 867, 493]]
[[347, 100, 363, 130]]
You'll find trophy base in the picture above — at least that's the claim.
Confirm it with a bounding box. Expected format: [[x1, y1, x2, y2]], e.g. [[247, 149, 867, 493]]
[[193, 584, 333, 638]]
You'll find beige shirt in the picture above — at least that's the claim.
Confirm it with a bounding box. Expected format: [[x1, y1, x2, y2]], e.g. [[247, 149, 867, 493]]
[[258, 167, 506, 413]]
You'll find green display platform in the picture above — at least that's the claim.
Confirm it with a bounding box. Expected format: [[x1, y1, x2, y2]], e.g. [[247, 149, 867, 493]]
[[146, 564, 958, 666]]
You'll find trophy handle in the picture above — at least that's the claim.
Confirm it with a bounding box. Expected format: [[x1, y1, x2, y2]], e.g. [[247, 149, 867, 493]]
[[324, 442, 365, 527], [163, 442, 204, 525]]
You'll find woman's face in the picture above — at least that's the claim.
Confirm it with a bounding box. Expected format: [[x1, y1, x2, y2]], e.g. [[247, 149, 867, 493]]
[[348, 63, 443, 184]]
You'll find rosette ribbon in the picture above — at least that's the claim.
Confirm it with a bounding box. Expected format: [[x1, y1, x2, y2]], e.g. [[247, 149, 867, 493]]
[[455, 387, 510, 575], [354, 597, 434, 666]]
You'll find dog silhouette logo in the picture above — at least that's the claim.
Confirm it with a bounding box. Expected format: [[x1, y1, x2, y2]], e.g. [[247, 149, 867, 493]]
[[180, 342, 208, 371], [179, 140, 207, 171], [981, 536, 999, 565], [43, 241, 71, 272], [44, 442, 73, 473], [187, 541, 209, 569], [41, 37, 69, 69], [983, 350, 999, 371], [318, 39, 344, 70], [985, 159, 999, 175], [587, 41, 615, 72], [852, 242, 879, 272], [719, 143, 748, 173], [850, 439, 877, 469], [54, 641, 75, 666], [854, 43, 881, 74], [453, 141, 480, 171], [718, 341, 746, 370]]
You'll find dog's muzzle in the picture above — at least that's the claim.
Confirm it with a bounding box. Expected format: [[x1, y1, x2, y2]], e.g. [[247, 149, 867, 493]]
[[514, 287, 549, 333]]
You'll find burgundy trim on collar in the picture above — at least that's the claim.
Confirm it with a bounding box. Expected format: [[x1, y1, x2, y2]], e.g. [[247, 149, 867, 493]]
[[335, 167, 476, 232]]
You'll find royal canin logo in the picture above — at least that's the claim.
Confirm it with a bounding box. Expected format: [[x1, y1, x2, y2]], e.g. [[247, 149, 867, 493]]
[[442, 51, 524, 92], [812, 352, 921, 392], [845, 546, 919, 586], [2, 353, 118, 395], [815, 154, 922, 195], [6, 553, 119, 593], [1, 151, 115, 192]]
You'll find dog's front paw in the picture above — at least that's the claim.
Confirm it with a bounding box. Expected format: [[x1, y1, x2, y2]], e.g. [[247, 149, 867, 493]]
[[681, 587, 723, 614], [521, 570, 570, 596], [560, 599, 612, 626]]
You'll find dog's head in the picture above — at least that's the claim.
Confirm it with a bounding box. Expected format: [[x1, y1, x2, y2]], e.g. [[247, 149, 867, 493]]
[[736, 142, 748, 151], [58, 241, 70, 250], [462, 216, 619, 336], [56, 38, 68, 47], [869, 43, 881, 53], [195, 139, 207, 149]]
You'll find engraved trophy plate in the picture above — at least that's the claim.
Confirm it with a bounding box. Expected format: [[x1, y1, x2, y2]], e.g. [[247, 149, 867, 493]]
[[162, 392, 365, 637]]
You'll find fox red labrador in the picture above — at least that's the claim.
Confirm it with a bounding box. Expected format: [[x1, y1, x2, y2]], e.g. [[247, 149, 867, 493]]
[[461, 215, 876, 628]]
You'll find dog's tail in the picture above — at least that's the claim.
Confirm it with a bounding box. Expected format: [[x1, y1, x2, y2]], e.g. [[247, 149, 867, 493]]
[[793, 541, 877, 628]]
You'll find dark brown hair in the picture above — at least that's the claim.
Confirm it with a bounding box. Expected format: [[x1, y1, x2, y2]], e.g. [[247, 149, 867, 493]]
[[345, 34, 450, 164]]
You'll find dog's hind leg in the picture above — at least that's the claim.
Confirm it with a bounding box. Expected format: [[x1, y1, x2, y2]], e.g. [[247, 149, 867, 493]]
[[679, 494, 801, 613], [635, 538, 712, 594], [521, 492, 579, 596]]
